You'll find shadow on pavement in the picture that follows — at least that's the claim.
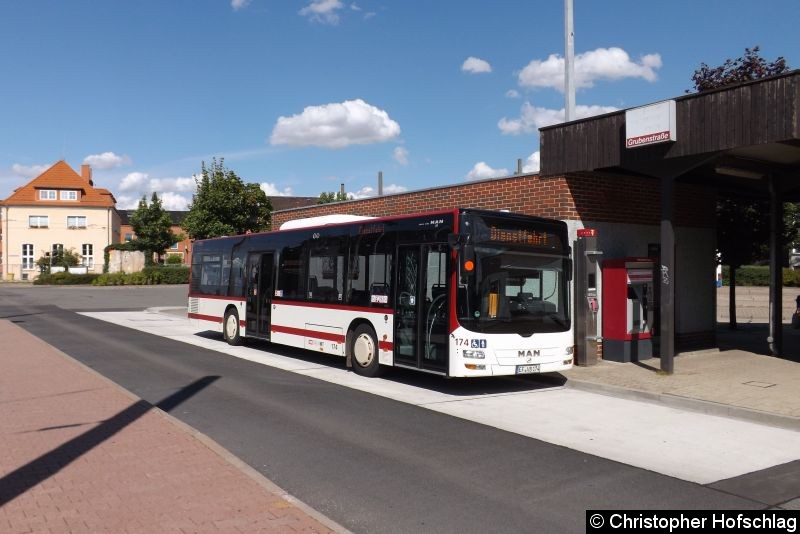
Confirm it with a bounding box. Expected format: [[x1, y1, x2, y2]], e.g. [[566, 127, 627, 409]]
[[194, 330, 565, 397], [715, 323, 800, 362], [0, 375, 219, 507]]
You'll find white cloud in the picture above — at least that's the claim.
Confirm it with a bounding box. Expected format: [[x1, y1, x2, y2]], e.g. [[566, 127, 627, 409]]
[[270, 99, 401, 149], [11, 163, 50, 178], [149, 177, 195, 193], [393, 146, 409, 166], [498, 101, 618, 134], [347, 183, 407, 199], [462, 56, 492, 74], [231, 0, 250, 10], [116, 195, 139, 210], [299, 0, 344, 24], [522, 151, 540, 173], [157, 192, 191, 211], [505, 89, 520, 99], [260, 182, 294, 196], [83, 151, 132, 170], [382, 184, 407, 194], [119, 172, 149, 192], [116, 172, 196, 211], [465, 162, 510, 181], [350, 2, 361, 10], [518, 47, 662, 91]]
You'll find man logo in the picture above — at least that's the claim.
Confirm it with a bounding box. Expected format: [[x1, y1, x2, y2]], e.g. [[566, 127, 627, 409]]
[[518, 350, 540, 358]]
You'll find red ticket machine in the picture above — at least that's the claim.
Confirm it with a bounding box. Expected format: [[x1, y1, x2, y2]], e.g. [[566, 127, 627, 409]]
[[602, 258, 655, 362]]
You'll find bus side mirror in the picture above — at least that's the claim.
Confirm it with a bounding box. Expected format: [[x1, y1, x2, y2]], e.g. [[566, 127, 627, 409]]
[[566, 258, 573, 281]]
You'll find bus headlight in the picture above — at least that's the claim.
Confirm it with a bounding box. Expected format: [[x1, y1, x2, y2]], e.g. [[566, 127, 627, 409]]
[[463, 350, 485, 359]]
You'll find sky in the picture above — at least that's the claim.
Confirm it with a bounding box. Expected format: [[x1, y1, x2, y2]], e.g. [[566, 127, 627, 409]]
[[1, 0, 798, 210]]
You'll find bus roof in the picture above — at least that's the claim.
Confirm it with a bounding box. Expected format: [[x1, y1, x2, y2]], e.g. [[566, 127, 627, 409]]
[[279, 214, 376, 230]]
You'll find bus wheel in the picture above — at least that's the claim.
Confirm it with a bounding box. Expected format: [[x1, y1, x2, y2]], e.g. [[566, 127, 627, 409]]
[[223, 308, 243, 346], [350, 324, 381, 377]]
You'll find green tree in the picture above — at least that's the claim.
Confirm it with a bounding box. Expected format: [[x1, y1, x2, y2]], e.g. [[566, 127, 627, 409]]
[[130, 192, 182, 265], [182, 158, 273, 240], [692, 47, 794, 328], [317, 191, 349, 204]]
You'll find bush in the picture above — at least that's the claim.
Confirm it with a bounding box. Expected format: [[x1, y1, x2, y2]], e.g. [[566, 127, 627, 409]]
[[166, 254, 184, 265], [92, 273, 127, 286], [721, 265, 800, 286], [34, 272, 100, 285], [144, 266, 189, 284], [91, 266, 189, 286]]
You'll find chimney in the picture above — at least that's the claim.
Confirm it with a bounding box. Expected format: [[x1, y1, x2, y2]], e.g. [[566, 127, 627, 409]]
[[340, 183, 345, 197], [517, 159, 523, 175], [378, 171, 383, 196], [81, 164, 93, 185]]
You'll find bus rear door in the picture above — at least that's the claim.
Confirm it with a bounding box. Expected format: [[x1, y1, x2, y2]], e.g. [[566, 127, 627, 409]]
[[246, 252, 274, 338]]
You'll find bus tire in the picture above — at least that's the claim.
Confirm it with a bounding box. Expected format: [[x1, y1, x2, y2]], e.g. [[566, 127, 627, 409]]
[[350, 324, 381, 377], [223, 308, 243, 346]]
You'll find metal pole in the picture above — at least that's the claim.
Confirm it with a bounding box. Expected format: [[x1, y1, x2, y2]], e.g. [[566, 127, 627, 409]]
[[564, 0, 576, 122], [660, 175, 675, 374], [378, 171, 383, 196], [768, 175, 783, 356]]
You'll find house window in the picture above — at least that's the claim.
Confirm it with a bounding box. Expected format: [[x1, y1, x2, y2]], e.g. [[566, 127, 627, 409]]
[[82, 244, 94, 268], [67, 216, 87, 229], [60, 190, 78, 201], [22, 244, 34, 270], [125, 233, 134, 242], [170, 242, 179, 250], [29, 215, 49, 228], [39, 190, 56, 200], [52, 243, 64, 258]]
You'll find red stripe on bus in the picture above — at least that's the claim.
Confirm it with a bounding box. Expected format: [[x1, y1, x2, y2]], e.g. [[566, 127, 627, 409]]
[[188, 312, 223, 324], [271, 324, 346, 343], [189, 294, 247, 302], [188, 312, 245, 328], [273, 299, 394, 315]]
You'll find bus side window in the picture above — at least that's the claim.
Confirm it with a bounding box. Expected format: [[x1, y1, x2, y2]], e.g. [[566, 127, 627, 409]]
[[229, 247, 247, 298], [278, 244, 305, 300], [308, 237, 346, 303], [200, 254, 222, 295]]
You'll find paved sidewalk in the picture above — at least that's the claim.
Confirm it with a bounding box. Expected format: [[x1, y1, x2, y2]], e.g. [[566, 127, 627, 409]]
[[563, 325, 800, 431], [0, 319, 344, 533]]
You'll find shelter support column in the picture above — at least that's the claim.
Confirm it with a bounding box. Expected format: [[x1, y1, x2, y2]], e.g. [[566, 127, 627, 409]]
[[768, 175, 783, 356], [660, 175, 675, 374]]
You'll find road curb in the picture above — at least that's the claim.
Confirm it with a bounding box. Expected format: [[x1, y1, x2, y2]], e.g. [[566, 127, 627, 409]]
[[565, 378, 800, 432], [12, 321, 352, 534]]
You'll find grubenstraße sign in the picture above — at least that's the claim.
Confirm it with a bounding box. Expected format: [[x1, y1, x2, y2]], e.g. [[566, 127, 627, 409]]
[[625, 100, 676, 148]]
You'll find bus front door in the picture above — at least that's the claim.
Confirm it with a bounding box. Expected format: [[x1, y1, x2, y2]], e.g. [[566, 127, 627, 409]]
[[246, 252, 274, 338], [395, 244, 449, 373]]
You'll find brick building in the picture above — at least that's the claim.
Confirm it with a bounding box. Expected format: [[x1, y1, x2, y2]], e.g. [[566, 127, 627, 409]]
[[272, 170, 717, 352]]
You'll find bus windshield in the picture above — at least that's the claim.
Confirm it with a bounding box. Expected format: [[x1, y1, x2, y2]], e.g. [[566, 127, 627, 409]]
[[457, 244, 570, 336]]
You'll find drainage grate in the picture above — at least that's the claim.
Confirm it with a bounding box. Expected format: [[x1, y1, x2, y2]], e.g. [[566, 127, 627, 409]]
[[742, 381, 777, 388]]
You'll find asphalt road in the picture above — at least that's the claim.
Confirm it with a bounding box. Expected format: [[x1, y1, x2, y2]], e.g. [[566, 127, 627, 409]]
[[0, 285, 766, 533]]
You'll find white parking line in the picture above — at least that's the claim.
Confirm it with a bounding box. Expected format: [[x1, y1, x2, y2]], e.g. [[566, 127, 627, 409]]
[[81, 310, 800, 485]]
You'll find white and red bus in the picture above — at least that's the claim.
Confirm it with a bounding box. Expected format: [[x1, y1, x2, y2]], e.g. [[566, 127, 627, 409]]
[[189, 208, 573, 377]]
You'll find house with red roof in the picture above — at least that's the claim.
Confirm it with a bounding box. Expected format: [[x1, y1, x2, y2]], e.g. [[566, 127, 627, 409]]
[[0, 161, 120, 280]]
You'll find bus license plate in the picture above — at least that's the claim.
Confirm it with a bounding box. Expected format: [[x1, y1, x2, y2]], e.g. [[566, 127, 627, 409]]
[[516, 364, 540, 374]]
